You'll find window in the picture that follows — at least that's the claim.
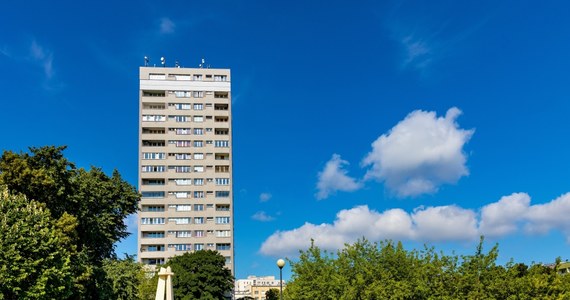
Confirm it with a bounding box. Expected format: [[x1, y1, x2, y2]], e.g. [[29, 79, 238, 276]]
[[171, 244, 192, 251], [143, 90, 165, 97], [194, 217, 204, 224], [214, 140, 230, 148], [143, 152, 165, 160], [142, 115, 166, 122], [174, 91, 191, 97], [193, 103, 204, 110], [193, 75, 203, 81], [174, 128, 191, 135], [216, 217, 230, 224], [175, 205, 192, 211], [175, 140, 192, 147], [141, 165, 165, 173], [172, 192, 189, 198], [206, 204, 214, 209], [193, 91, 204, 98], [143, 205, 165, 212], [142, 179, 165, 185], [216, 243, 231, 251], [169, 217, 191, 225], [216, 204, 230, 211], [194, 204, 204, 211], [194, 244, 204, 250], [215, 178, 230, 185], [194, 128, 204, 135], [173, 74, 191, 81], [174, 116, 189, 122], [142, 140, 165, 147], [216, 191, 230, 198], [194, 191, 205, 198], [141, 218, 165, 225], [195, 230, 204, 237], [193, 153, 204, 160], [193, 116, 204, 122], [176, 231, 192, 238], [214, 75, 227, 82], [175, 166, 192, 173], [143, 258, 165, 265], [193, 166, 204, 173], [194, 141, 203, 147], [216, 230, 231, 237], [142, 231, 165, 238], [146, 245, 165, 252], [149, 74, 166, 80], [193, 178, 204, 186], [214, 103, 229, 110], [174, 103, 191, 110], [173, 179, 191, 185], [175, 153, 192, 160]]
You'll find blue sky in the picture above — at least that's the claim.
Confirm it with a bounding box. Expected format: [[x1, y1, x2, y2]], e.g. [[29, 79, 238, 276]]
[[2, 1, 570, 280]]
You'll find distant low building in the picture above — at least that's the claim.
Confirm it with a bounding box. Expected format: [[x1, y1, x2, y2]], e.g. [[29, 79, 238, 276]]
[[235, 275, 285, 300]]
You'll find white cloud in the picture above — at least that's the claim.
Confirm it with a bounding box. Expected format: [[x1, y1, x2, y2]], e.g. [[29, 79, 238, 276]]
[[30, 40, 54, 79], [260, 192, 570, 257], [316, 154, 362, 200], [362, 107, 474, 197], [479, 193, 530, 237], [252, 211, 275, 222], [259, 193, 272, 202], [160, 18, 176, 34]]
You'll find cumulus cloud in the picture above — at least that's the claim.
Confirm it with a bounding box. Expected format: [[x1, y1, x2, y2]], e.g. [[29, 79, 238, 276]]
[[316, 154, 362, 200], [160, 18, 176, 34], [362, 107, 474, 197], [259, 193, 272, 202], [252, 211, 275, 222], [260, 192, 570, 257]]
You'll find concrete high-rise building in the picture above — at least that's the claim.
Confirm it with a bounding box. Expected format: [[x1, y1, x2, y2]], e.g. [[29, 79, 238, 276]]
[[137, 66, 233, 273]]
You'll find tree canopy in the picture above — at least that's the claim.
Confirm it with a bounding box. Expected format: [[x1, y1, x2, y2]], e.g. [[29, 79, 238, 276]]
[[0, 188, 74, 299], [0, 146, 140, 299], [265, 288, 279, 300], [284, 238, 570, 299], [166, 250, 234, 300]]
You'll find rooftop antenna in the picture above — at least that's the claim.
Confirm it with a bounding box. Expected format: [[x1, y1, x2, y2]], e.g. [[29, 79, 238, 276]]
[[161, 57, 165, 67], [175, 60, 180, 68], [199, 58, 205, 68], [144, 56, 149, 66]]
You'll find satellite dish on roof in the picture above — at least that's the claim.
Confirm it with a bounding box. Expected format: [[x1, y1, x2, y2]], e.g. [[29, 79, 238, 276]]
[[161, 57, 165, 66]]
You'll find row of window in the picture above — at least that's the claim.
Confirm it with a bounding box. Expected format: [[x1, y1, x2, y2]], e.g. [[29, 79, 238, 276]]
[[142, 140, 230, 148], [141, 165, 230, 174], [141, 217, 230, 225], [141, 191, 230, 198], [142, 230, 231, 239], [144, 154, 232, 163], [144, 115, 228, 123], [143, 243, 230, 253], [143, 102, 229, 110], [143, 204, 230, 212], [141, 256, 231, 266], [148, 73, 228, 81]]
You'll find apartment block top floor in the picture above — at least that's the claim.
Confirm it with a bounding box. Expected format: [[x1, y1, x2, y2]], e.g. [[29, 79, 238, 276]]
[[140, 66, 231, 82]]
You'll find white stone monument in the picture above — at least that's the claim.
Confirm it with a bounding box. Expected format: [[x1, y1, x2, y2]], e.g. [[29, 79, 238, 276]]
[[155, 266, 175, 300]]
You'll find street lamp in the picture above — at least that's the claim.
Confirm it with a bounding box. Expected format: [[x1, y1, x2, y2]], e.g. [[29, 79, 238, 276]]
[[277, 259, 285, 300]]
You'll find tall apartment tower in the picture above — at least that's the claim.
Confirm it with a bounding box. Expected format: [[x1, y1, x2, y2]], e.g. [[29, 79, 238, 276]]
[[138, 66, 233, 273]]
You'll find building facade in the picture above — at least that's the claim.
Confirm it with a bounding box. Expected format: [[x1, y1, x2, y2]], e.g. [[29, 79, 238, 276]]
[[137, 66, 233, 273], [235, 276, 285, 300]]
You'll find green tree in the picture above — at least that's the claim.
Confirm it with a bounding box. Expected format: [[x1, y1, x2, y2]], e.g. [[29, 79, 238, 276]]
[[265, 288, 279, 300], [0, 146, 140, 299], [0, 188, 74, 299], [101, 255, 157, 300], [166, 250, 233, 300]]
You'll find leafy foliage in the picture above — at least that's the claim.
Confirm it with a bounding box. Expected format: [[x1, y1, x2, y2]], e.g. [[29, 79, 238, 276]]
[[166, 250, 234, 300], [102, 255, 157, 300], [265, 288, 280, 300], [0, 188, 74, 299], [285, 238, 570, 299], [0, 146, 140, 299]]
